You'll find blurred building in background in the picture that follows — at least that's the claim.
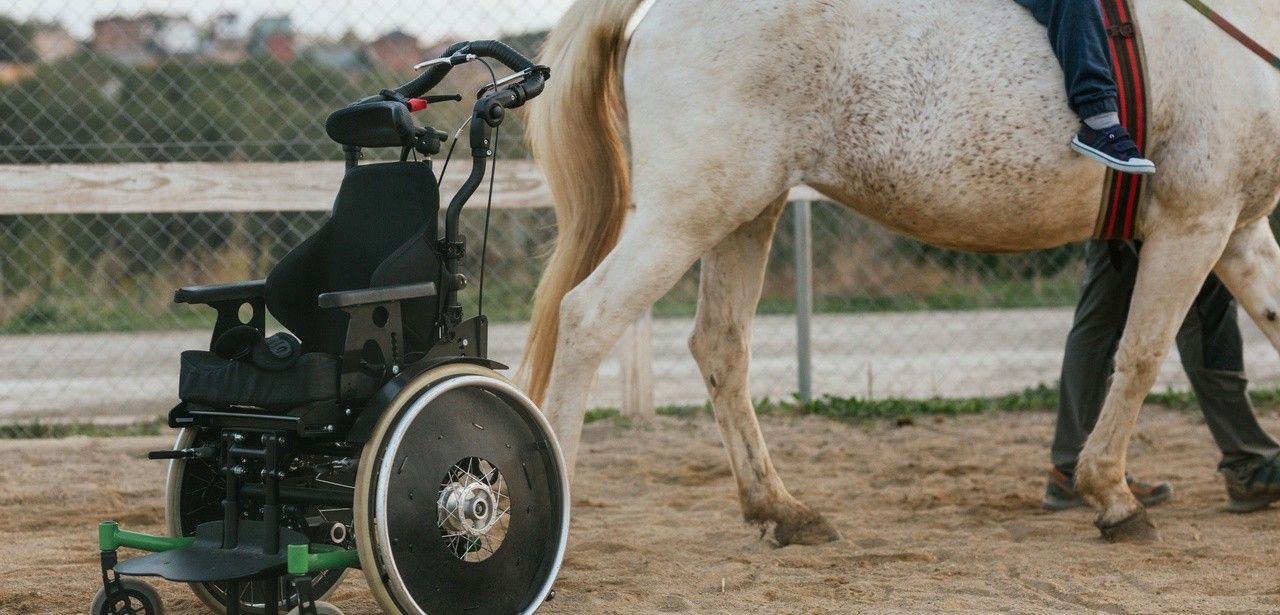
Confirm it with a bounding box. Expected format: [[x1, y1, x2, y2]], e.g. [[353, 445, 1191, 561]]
[[369, 29, 422, 72]]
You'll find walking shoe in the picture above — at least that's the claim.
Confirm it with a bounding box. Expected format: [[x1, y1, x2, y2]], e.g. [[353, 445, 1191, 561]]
[[1042, 468, 1172, 511], [1071, 124, 1156, 174], [1223, 457, 1280, 513]]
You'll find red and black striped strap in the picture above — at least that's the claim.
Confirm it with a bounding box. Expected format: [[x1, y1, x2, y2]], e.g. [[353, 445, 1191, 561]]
[[1095, 0, 1148, 241]]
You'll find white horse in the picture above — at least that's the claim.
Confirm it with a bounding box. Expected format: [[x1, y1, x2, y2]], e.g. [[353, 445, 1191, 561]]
[[519, 0, 1280, 544]]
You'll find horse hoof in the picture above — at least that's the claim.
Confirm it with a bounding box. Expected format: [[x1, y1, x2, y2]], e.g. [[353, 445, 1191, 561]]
[[773, 509, 841, 546], [1096, 508, 1158, 543]]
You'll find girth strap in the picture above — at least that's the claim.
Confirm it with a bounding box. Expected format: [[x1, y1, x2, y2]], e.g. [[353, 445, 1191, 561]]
[[1094, 0, 1149, 240]]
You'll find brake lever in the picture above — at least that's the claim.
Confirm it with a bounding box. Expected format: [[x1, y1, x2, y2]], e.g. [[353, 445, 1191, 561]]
[[475, 67, 538, 98], [413, 53, 477, 71]]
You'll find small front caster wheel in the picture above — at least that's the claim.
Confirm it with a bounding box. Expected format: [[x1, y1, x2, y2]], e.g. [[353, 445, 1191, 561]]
[[89, 579, 164, 615], [286, 601, 344, 615]]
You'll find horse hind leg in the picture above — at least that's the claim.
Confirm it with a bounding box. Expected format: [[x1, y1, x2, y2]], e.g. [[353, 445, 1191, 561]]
[[539, 208, 710, 480], [1213, 218, 1280, 351], [540, 158, 795, 481], [689, 197, 840, 546], [1075, 223, 1234, 542]]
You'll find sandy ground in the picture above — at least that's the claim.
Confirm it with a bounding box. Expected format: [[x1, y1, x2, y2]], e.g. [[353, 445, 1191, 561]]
[[4, 408, 1280, 614]]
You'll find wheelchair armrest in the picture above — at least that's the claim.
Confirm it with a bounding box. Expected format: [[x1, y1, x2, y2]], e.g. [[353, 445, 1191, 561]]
[[317, 282, 437, 309], [321, 282, 436, 401], [174, 279, 267, 351], [174, 279, 266, 305]]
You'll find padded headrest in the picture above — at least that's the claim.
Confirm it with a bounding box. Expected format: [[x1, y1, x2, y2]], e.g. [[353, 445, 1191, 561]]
[[325, 101, 415, 148]]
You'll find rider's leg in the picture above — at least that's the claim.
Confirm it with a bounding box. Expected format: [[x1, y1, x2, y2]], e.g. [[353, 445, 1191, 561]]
[[1014, 0, 1155, 174], [1015, 0, 1117, 122]]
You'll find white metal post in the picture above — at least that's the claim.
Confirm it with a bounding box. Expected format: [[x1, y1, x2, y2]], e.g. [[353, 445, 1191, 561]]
[[620, 306, 655, 423], [793, 200, 814, 403]]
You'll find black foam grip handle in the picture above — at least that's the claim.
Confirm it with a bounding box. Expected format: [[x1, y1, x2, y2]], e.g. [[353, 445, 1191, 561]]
[[392, 40, 534, 99], [465, 39, 535, 72]]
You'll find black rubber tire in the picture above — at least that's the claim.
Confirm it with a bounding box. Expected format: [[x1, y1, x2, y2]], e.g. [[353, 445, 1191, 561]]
[[89, 578, 164, 615], [285, 601, 345, 615], [354, 364, 570, 615]]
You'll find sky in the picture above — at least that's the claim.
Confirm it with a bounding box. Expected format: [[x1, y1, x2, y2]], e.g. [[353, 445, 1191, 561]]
[[6, 0, 576, 42]]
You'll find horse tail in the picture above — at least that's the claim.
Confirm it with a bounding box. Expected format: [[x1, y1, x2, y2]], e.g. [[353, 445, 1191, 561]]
[[519, 0, 643, 404]]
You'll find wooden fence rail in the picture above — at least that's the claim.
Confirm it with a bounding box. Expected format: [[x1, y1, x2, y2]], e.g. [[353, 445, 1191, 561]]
[[1, 161, 824, 418]]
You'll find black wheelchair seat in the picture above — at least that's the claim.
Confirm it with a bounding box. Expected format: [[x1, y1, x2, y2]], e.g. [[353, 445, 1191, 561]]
[[179, 350, 339, 412], [174, 160, 442, 416]]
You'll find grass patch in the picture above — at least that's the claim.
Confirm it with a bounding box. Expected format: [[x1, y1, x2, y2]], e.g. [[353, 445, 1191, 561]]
[[0, 418, 166, 439], [11, 385, 1280, 439], [583, 385, 1280, 428]]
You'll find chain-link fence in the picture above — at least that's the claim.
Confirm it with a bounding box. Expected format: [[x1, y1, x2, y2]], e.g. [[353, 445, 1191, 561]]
[[4, 1, 1280, 434]]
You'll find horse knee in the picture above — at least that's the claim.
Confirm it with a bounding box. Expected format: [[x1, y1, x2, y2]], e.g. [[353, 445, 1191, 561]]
[[1112, 347, 1163, 391], [688, 325, 748, 389], [554, 285, 615, 365]]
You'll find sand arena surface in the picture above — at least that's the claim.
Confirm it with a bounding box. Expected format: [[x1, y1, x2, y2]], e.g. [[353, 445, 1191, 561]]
[[3, 408, 1280, 614]]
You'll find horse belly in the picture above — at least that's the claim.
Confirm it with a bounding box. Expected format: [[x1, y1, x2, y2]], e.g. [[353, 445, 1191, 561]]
[[804, 0, 1105, 252]]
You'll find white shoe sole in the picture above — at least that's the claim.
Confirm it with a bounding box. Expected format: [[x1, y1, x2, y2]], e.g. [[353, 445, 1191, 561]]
[[1071, 136, 1156, 175]]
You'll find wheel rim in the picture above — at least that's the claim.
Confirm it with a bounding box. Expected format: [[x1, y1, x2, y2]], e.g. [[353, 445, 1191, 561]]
[[165, 429, 352, 613], [363, 373, 569, 615]]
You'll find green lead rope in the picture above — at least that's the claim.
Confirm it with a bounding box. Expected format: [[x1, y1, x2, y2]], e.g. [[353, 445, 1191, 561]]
[[1181, 0, 1280, 70]]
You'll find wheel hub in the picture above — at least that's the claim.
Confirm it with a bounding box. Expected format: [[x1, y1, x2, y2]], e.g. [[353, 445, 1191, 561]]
[[438, 480, 498, 536], [436, 457, 509, 561]]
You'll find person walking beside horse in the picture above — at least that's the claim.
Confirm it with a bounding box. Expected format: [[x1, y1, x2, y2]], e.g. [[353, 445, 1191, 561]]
[[1011, 0, 1280, 513], [1045, 240, 1280, 513]]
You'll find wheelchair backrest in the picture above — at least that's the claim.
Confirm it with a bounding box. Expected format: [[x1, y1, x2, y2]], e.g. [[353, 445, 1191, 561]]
[[264, 161, 441, 356]]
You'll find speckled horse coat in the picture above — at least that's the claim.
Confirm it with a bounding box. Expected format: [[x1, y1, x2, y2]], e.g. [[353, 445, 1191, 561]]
[[520, 0, 1280, 544]]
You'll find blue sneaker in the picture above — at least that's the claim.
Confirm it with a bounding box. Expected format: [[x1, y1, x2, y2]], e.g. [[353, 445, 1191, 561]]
[[1071, 124, 1156, 175]]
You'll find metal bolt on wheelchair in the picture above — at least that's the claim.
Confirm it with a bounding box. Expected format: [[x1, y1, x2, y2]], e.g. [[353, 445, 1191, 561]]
[[90, 40, 567, 615]]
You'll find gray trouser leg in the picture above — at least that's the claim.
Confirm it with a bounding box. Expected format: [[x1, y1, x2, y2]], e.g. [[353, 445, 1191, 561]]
[[1052, 241, 1134, 470], [1052, 241, 1280, 472], [1176, 275, 1280, 470]]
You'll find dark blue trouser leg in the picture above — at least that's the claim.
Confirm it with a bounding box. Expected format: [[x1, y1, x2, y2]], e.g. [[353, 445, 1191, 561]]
[[1014, 0, 1119, 119]]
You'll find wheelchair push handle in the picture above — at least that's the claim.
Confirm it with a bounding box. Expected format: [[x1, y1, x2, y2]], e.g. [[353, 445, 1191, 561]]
[[394, 39, 548, 107]]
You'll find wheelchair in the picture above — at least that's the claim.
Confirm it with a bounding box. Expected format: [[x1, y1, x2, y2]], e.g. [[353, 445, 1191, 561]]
[[91, 40, 567, 615]]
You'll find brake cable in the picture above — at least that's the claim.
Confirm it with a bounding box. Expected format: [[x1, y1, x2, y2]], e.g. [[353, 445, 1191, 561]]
[[425, 57, 503, 322], [475, 58, 500, 321]]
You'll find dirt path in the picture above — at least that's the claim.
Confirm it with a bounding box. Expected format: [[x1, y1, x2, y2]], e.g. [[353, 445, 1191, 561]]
[[3, 408, 1280, 614]]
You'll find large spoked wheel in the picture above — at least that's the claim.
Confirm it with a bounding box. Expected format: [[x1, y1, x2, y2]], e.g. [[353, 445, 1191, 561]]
[[164, 428, 352, 614], [355, 364, 570, 615]]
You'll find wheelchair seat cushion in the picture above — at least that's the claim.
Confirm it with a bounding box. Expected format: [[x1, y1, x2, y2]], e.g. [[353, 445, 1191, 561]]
[[179, 350, 338, 411]]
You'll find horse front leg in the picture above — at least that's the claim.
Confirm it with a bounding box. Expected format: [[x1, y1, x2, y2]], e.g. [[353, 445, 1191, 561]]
[[1075, 227, 1233, 542], [689, 197, 840, 546]]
